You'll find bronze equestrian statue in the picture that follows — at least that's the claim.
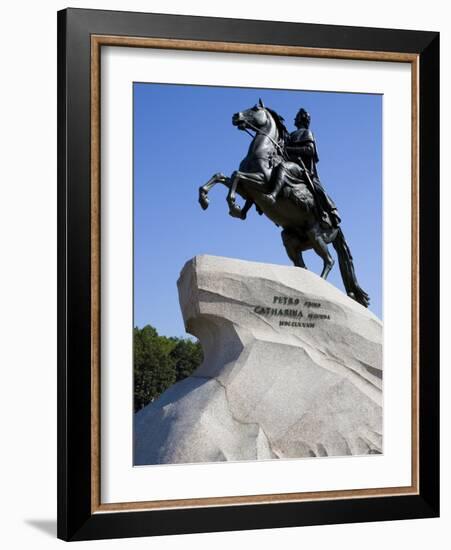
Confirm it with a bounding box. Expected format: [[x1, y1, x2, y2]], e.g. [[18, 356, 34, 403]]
[[198, 99, 370, 308]]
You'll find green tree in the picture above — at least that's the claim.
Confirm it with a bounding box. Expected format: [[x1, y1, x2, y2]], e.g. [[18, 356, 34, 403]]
[[170, 339, 204, 381], [134, 325, 176, 412], [133, 325, 203, 411]]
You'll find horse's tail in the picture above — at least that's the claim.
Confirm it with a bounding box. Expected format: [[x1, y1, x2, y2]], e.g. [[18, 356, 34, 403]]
[[332, 228, 370, 308]]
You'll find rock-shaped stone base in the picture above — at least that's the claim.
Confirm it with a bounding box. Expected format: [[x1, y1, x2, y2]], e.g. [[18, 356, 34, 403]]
[[134, 255, 382, 465]]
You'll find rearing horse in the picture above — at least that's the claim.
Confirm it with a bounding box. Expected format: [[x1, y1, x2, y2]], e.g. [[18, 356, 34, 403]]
[[198, 99, 370, 308]]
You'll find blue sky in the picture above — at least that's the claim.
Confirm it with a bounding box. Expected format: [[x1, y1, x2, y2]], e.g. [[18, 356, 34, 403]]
[[134, 83, 382, 336]]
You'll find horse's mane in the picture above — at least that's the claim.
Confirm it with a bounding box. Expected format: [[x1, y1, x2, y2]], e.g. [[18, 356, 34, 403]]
[[266, 107, 289, 144]]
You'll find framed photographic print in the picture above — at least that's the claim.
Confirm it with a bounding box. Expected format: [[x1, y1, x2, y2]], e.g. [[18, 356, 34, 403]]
[[57, 8, 439, 541]]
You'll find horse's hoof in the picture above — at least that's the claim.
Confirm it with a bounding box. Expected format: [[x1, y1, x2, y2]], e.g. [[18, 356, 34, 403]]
[[199, 195, 209, 210], [229, 207, 242, 219]]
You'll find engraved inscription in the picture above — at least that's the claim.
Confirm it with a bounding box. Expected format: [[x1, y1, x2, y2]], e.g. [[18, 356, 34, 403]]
[[252, 296, 332, 328]]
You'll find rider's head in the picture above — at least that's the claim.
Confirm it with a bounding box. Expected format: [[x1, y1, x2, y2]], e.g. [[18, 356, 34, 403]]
[[295, 108, 311, 129]]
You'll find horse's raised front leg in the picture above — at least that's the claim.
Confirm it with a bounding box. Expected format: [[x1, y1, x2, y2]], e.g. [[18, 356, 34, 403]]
[[226, 171, 244, 218], [199, 172, 227, 210], [229, 198, 253, 220]]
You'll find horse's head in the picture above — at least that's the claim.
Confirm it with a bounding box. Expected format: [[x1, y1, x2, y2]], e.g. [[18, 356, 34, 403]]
[[232, 98, 271, 133]]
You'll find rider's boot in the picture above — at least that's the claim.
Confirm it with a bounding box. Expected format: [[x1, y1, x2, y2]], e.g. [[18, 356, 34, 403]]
[[261, 165, 285, 205]]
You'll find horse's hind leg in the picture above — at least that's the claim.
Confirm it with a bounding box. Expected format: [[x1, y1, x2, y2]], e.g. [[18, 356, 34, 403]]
[[307, 225, 335, 279], [281, 229, 306, 268]]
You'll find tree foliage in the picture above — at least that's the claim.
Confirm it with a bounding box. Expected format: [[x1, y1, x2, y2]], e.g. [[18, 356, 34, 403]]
[[134, 325, 203, 412]]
